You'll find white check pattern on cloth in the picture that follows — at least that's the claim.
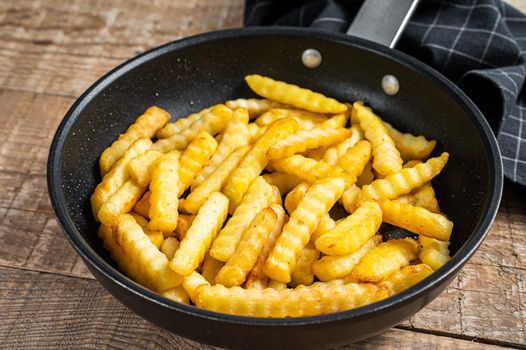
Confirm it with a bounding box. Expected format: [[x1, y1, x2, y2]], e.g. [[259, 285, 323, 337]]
[[244, 0, 526, 185]]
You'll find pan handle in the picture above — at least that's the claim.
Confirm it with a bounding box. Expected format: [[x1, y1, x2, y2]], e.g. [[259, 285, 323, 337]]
[[346, 0, 421, 48]]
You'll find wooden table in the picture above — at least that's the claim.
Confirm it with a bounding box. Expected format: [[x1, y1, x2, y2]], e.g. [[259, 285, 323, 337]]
[[0, 0, 524, 348]]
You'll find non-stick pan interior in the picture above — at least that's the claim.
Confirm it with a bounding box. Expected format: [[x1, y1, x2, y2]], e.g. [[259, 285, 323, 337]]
[[57, 28, 497, 277]]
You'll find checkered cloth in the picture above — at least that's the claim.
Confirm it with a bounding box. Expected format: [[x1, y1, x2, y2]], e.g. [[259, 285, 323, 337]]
[[245, 0, 526, 186]]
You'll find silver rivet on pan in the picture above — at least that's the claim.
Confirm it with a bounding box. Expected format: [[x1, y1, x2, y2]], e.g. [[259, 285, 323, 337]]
[[302, 49, 322, 68], [382, 75, 400, 96]]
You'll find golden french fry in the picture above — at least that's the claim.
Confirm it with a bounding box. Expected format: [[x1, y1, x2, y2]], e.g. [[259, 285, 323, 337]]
[[98, 180, 146, 227], [152, 104, 233, 152], [226, 98, 288, 118], [337, 140, 372, 178], [318, 112, 348, 129], [351, 238, 419, 282], [270, 155, 356, 185], [156, 106, 212, 139], [379, 198, 453, 241], [418, 236, 450, 270], [201, 253, 225, 284], [195, 280, 387, 317], [127, 150, 163, 187], [215, 207, 278, 287], [312, 235, 381, 281], [310, 214, 336, 242], [362, 153, 449, 200], [255, 108, 327, 130], [133, 191, 151, 218], [182, 271, 210, 303], [248, 123, 265, 140], [174, 214, 195, 240], [161, 237, 180, 260], [305, 146, 327, 160], [130, 213, 164, 248], [91, 138, 152, 218], [383, 121, 436, 162], [223, 117, 299, 212], [339, 184, 363, 214], [356, 162, 374, 187], [315, 201, 382, 255], [178, 131, 218, 195], [403, 160, 422, 168], [264, 177, 346, 283], [290, 241, 320, 287], [268, 280, 287, 290], [191, 108, 251, 189], [170, 192, 229, 276], [148, 151, 181, 233], [185, 146, 251, 214], [352, 102, 402, 176], [412, 184, 441, 213], [161, 286, 190, 304], [113, 214, 183, 291], [262, 172, 302, 194], [380, 264, 433, 295], [100, 106, 170, 175], [211, 176, 275, 262], [323, 125, 363, 165]]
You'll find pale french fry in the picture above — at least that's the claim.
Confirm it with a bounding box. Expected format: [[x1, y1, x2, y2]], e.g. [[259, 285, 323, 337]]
[[245, 74, 347, 113], [100, 106, 170, 175], [195, 281, 387, 317], [315, 201, 382, 255], [379, 198, 453, 241], [174, 214, 195, 240], [170, 192, 229, 276], [255, 108, 327, 130], [130, 212, 164, 248], [223, 117, 299, 212], [98, 180, 146, 228], [226, 98, 288, 118], [161, 237, 180, 260], [185, 146, 251, 214], [352, 102, 402, 176], [127, 150, 163, 187], [323, 125, 363, 165], [191, 108, 251, 189], [418, 236, 450, 270], [152, 104, 233, 152], [211, 176, 275, 262], [356, 162, 374, 187], [290, 241, 320, 287], [270, 155, 356, 185], [312, 235, 381, 281], [262, 172, 302, 194], [383, 121, 436, 162], [264, 177, 346, 283], [182, 271, 210, 303], [113, 214, 182, 291], [148, 151, 180, 233], [133, 191, 151, 218], [161, 286, 190, 304], [91, 138, 152, 218], [362, 153, 449, 200], [156, 106, 212, 139], [201, 253, 225, 284], [380, 264, 433, 295], [337, 140, 372, 178], [351, 238, 419, 282], [178, 131, 218, 195], [215, 207, 277, 287], [339, 184, 363, 214]]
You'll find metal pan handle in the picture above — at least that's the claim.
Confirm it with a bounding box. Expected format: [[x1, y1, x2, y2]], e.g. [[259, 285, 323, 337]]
[[346, 0, 421, 48]]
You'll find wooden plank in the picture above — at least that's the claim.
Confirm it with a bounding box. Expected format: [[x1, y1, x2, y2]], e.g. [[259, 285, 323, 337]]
[[0, 266, 512, 350]]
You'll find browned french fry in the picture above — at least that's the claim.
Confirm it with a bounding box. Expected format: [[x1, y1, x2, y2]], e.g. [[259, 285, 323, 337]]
[[383, 121, 436, 162], [98, 179, 146, 228], [226, 98, 288, 118], [290, 241, 320, 287], [156, 106, 212, 139], [380, 263, 433, 295]]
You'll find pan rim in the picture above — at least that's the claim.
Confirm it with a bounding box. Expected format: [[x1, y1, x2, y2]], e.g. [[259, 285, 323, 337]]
[[47, 26, 503, 327]]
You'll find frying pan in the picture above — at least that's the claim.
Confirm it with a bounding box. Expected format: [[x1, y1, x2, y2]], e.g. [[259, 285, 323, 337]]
[[47, 0, 503, 348]]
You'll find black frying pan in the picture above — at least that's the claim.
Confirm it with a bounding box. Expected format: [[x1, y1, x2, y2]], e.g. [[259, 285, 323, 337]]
[[47, 0, 503, 348]]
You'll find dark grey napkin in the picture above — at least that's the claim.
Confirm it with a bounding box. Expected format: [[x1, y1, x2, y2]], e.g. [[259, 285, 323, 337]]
[[245, 0, 526, 186]]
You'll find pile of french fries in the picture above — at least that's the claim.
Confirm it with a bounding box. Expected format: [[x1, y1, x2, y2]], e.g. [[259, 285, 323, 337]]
[[91, 74, 453, 317]]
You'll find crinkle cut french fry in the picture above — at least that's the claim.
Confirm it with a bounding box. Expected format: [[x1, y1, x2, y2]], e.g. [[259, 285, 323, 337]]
[[248, 123, 264, 141], [178, 131, 218, 195], [418, 236, 450, 271], [170, 192, 229, 276], [339, 184, 363, 214], [161, 237, 180, 260], [210, 176, 275, 262], [174, 214, 195, 240], [245, 204, 286, 289], [133, 191, 151, 218], [312, 235, 381, 281], [98, 179, 146, 228], [383, 121, 436, 162], [156, 106, 212, 139], [356, 162, 374, 187], [182, 271, 210, 303], [148, 150, 180, 233], [305, 146, 327, 160], [268, 280, 287, 290], [323, 125, 363, 165], [152, 104, 233, 153], [315, 201, 382, 256], [264, 177, 346, 283], [201, 253, 225, 284], [223, 117, 299, 212], [130, 213, 163, 248], [127, 150, 163, 187], [380, 264, 433, 295], [337, 140, 372, 178], [245, 74, 347, 114], [114, 214, 183, 291], [351, 238, 419, 283], [403, 160, 422, 168], [161, 286, 190, 304], [270, 154, 356, 185], [91, 138, 152, 219], [290, 241, 319, 287], [310, 214, 336, 242], [362, 153, 449, 200], [195, 280, 388, 317], [255, 108, 327, 130], [379, 198, 453, 241], [412, 184, 441, 213], [185, 146, 251, 214], [215, 207, 278, 287], [352, 102, 402, 176], [191, 108, 251, 189], [318, 112, 348, 129], [262, 172, 302, 194], [226, 98, 288, 118], [100, 106, 170, 176]]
